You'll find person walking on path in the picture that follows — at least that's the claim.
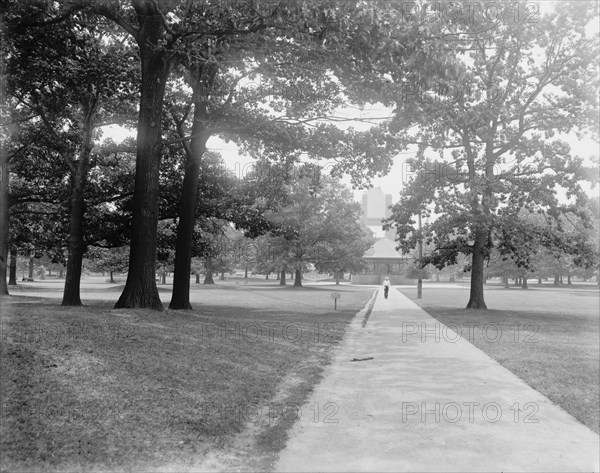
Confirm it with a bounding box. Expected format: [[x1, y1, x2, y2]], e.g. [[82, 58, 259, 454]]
[[383, 276, 390, 299]]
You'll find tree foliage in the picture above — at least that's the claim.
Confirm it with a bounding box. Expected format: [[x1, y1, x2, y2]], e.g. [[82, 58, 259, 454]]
[[385, 3, 599, 308], [260, 167, 368, 286]]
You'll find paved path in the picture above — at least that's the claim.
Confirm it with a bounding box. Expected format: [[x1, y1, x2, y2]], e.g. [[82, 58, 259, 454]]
[[276, 287, 600, 472]]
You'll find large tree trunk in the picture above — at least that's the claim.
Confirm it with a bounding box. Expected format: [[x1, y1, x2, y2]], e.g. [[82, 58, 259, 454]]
[[62, 123, 93, 307], [335, 273, 340, 285], [220, 271, 225, 281], [567, 274, 572, 285], [195, 273, 200, 284], [466, 231, 487, 309], [28, 255, 34, 279], [521, 276, 528, 289], [110, 270, 115, 283], [0, 51, 9, 296], [8, 247, 17, 286], [279, 269, 286, 286], [466, 147, 495, 309], [169, 104, 207, 310], [0, 152, 8, 296], [244, 265, 248, 279], [115, 6, 170, 310], [294, 268, 302, 287], [203, 256, 215, 284]]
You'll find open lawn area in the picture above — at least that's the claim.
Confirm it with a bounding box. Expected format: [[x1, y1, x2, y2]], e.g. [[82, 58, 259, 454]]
[[0, 278, 374, 472], [398, 282, 600, 434]]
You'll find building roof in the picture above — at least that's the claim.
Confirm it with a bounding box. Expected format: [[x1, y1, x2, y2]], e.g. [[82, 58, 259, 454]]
[[363, 238, 405, 260]]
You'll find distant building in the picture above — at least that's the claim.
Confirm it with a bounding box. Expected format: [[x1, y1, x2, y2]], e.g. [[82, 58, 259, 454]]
[[361, 188, 395, 239], [351, 237, 413, 285], [353, 189, 415, 285]]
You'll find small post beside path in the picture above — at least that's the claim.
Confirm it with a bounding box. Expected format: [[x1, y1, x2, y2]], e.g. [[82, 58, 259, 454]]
[[331, 292, 340, 310]]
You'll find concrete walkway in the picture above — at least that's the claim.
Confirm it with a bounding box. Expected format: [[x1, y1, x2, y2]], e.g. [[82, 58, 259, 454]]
[[276, 287, 600, 472]]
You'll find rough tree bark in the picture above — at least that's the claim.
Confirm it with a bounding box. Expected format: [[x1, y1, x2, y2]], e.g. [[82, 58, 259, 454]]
[[279, 269, 286, 286], [62, 117, 93, 306], [294, 268, 302, 287], [466, 230, 487, 309], [115, 2, 170, 310], [169, 101, 208, 309], [465, 132, 495, 310], [521, 276, 528, 289], [0, 152, 8, 296], [0, 42, 8, 296], [28, 255, 34, 279], [203, 256, 215, 284], [8, 247, 17, 286]]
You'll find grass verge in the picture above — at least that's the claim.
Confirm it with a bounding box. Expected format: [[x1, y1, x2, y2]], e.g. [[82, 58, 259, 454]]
[[398, 283, 600, 433], [1, 282, 373, 472]]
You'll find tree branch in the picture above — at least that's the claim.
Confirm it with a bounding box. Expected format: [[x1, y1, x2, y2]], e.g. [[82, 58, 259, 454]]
[[89, 4, 139, 40], [11, 4, 85, 32]]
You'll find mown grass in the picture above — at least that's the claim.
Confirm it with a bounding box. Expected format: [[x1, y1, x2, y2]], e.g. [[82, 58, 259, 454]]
[[0, 281, 374, 472], [398, 283, 600, 433]]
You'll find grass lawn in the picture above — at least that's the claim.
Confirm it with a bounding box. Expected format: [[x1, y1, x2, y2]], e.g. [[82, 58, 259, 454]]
[[0, 278, 374, 472], [398, 282, 600, 434]]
